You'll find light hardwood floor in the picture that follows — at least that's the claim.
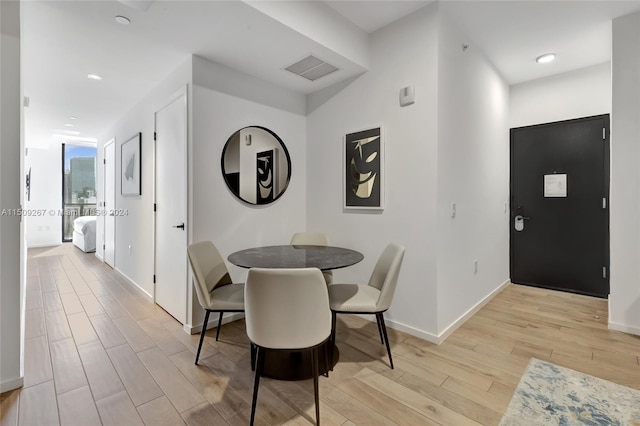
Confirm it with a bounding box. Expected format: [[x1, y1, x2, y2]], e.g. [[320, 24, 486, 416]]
[[1, 244, 639, 425]]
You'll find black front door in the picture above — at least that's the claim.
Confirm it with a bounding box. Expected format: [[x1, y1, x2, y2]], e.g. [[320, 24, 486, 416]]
[[510, 115, 609, 298]]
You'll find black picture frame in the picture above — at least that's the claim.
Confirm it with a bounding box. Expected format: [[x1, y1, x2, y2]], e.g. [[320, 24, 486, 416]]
[[344, 126, 384, 209]]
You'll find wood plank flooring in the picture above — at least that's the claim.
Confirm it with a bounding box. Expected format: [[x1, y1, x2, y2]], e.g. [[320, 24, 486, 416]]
[[1, 243, 639, 425]]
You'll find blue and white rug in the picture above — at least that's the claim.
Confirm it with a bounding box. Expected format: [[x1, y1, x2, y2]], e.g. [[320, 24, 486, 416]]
[[500, 358, 640, 425]]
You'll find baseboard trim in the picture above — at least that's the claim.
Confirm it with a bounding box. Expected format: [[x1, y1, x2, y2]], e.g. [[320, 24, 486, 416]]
[[26, 242, 63, 249], [95, 252, 104, 261], [608, 320, 640, 336], [436, 279, 511, 343], [0, 376, 23, 393], [184, 312, 245, 335], [114, 269, 153, 300], [383, 318, 440, 344], [180, 280, 511, 343], [383, 279, 510, 345]]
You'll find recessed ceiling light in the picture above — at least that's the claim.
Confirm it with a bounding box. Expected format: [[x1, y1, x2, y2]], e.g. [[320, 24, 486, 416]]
[[115, 15, 130, 25], [87, 74, 103, 81], [68, 116, 77, 120], [536, 53, 556, 64], [64, 123, 75, 127]]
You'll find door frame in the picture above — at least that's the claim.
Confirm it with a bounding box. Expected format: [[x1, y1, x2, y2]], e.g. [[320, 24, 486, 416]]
[[153, 86, 189, 314], [103, 138, 116, 267], [509, 114, 610, 297]]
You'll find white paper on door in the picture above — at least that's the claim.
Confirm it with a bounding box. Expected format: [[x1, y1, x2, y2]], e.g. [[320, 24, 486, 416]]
[[544, 174, 567, 197]]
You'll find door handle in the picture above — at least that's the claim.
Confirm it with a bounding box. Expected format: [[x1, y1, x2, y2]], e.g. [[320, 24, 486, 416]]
[[172, 223, 185, 230], [514, 215, 531, 232]]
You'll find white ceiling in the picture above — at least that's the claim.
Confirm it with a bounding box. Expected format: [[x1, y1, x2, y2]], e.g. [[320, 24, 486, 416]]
[[21, 0, 639, 149], [443, 1, 639, 85], [324, 1, 434, 33]]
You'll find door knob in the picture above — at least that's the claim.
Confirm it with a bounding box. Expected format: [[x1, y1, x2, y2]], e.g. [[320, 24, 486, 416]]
[[172, 223, 185, 230]]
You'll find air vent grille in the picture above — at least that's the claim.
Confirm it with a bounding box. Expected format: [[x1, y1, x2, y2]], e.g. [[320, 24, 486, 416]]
[[285, 55, 338, 81]]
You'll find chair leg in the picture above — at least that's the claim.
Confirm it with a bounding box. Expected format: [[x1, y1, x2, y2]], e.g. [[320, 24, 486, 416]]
[[375, 315, 384, 344], [215, 311, 224, 341], [195, 310, 210, 365], [250, 343, 256, 371], [376, 313, 394, 369], [312, 348, 320, 425], [322, 342, 329, 377], [250, 347, 264, 426], [330, 311, 337, 369]]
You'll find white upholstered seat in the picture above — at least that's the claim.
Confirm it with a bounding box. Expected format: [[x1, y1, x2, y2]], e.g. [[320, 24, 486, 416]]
[[245, 267, 331, 425], [187, 241, 244, 364], [327, 284, 380, 312], [328, 243, 405, 369]]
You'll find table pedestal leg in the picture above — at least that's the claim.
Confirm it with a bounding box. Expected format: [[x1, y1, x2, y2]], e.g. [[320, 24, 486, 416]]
[[260, 342, 339, 381]]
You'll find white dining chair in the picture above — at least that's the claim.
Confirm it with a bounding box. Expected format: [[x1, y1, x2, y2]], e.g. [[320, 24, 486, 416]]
[[290, 232, 333, 285], [245, 267, 331, 425], [187, 241, 244, 364], [328, 243, 405, 369]]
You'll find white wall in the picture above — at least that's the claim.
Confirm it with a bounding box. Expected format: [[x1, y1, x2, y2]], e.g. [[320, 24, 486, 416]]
[[24, 144, 62, 247], [510, 62, 611, 128], [436, 11, 510, 334], [306, 3, 510, 341], [0, 0, 24, 392], [190, 55, 307, 328], [307, 4, 440, 338], [609, 12, 640, 336], [97, 57, 192, 297]]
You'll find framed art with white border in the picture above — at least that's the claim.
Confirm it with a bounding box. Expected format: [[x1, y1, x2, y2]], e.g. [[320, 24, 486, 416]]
[[344, 126, 384, 210], [121, 132, 141, 196]]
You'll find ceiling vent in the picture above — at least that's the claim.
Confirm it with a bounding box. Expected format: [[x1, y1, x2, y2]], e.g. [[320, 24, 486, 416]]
[[285, 55, 338, 81]]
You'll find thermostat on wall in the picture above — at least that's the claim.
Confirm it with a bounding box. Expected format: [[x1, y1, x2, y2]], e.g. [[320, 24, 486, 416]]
[[399, 85, 415, 107]]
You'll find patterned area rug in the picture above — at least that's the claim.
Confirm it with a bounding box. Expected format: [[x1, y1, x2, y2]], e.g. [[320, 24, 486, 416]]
[[500, 358, 640, 425]]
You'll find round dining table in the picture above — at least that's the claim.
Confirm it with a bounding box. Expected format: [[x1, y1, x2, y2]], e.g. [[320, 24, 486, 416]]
[[228, 244, 363, 381], [228, 244, 363, 271]]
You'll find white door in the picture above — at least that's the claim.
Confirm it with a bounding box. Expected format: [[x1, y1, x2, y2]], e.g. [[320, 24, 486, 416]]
[[154, 88, 188, 323], [103, 139, 116, 267]]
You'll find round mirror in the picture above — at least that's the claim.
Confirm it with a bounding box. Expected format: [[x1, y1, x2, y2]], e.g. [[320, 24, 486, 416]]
[[221, 126, 291, 205]]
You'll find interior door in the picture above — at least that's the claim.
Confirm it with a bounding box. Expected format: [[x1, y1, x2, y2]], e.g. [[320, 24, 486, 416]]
[[510, 115, 609, 298], [103, 139, 115, 267], [154, 88, 188, 323]]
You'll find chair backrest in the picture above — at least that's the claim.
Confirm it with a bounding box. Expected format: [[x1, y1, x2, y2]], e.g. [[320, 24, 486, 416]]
[[245, 268, 331, 350], [187, 241, 232, 308], [290, 232, 330, 246], [368, 243, 405, 311]]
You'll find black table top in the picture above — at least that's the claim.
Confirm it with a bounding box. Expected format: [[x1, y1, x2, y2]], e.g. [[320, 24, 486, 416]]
[[228, 245, 363, 271]]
